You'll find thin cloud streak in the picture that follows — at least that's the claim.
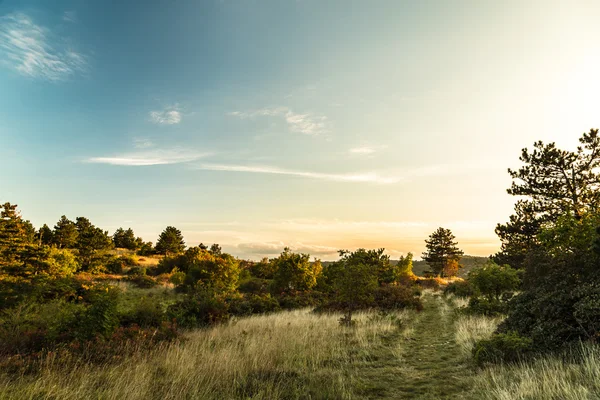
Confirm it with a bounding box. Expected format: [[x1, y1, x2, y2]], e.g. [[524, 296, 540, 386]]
[[197, 163, 402, 184], [229, 107, 328, 135], [0, 13, 88, 81], [87, 148, 211, 166], [349, 145, 388, 155]]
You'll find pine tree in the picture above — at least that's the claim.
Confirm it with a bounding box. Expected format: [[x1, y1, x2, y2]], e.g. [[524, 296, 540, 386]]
[[0, 202, 31, 268], [53, 216, 78, 248], [38, 224, 54, 246], [422, 227, 464, 277], [155, 226, 186, 256]]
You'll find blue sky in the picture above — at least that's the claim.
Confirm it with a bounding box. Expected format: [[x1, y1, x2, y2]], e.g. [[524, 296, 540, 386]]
[[2, 0, 600, 259]]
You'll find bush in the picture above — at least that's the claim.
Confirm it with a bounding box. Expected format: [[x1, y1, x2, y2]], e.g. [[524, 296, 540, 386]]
[[469, 262, 520, 302], [105, 255, 138, 274], [238, 277, 271, 294], [444, 280, 476, 298], [277, 290, 326, 310], [227, 293, 281, 316], [473, 332, 532, 365], [417, 277, 441, 290], [127, 274, 157, 289], [126, 265, 147, 276], [500, 275, 600, 351], [374, 284, 423, 311], [167, 291, 229, 328], [466, 296, 508, 316], [119, 296, 166, 327]]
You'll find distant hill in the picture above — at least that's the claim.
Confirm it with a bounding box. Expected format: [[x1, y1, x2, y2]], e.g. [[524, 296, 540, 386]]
[[321, 255, 490, 278], [409, 255, 490, 277]]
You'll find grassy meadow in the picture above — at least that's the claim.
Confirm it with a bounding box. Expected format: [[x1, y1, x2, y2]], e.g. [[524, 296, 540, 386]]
[[1, 289, 598, 399]]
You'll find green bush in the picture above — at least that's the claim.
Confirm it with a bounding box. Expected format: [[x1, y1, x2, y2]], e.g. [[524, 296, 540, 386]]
[[167, 291, 229, 328], [127, 274, 157, 289], [473, 332, 532, 365], [238, 277, 270, 294], [444, 280, 476, 298], [127, 265, 147, 276], [119, 296, 166, 328], [466, 296, 508, 316], [227, 293, 281, 316]]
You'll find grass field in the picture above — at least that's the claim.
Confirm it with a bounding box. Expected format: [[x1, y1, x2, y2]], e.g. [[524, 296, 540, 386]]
[[0, 291, 598, 399]]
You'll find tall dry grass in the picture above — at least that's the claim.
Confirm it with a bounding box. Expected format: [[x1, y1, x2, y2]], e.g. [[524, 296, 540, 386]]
[[0, 308, 412, 400], [454, 314, 504, 358], [473, 344, 600, 399]]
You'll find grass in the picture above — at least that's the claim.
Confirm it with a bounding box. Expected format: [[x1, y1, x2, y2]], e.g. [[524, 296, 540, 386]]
[[454, 313, 504, 358], [473, 344, 600, 399], [1, 289, 599, 399], [0, 308, 412, 399]]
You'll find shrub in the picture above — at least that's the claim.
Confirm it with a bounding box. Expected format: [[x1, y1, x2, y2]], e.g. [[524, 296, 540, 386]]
[[473, 332, 532, 365], [227, 293, 281, 316], [277, 290, 327, 310], [238, 277, 271, 294], [469, 262, 520, 302], [126, 265, 147, 276], [444, 280, 476, 298], [417, 277, 441, 290], [75, 285, 120, 340], [167, 291, 229, 328], [127, 274, 157, 289], [466, 296, 508, 316], [374, 284, 423, 311], [119, 296, 166, 327]]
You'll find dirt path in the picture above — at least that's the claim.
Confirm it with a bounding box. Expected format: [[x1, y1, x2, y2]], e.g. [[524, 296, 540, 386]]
[[354, 292, 474, 399]]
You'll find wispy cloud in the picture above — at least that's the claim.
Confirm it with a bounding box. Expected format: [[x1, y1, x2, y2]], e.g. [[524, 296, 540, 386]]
[[229, 107, 329, 135], [62, 11, 77, 23], [349, 145, 388, 155], [149, 105, 182, 125], [0, 13, 88, 81], [132, 138, 155, 149], [86, 148, 210, 166], [197, 163, 401, 184]]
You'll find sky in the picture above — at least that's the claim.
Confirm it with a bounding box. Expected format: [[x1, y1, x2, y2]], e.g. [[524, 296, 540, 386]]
[[2, 0, 600, 260]]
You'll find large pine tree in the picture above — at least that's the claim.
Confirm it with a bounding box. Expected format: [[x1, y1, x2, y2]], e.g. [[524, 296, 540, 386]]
[[422, 227, 463, 277], [155, 226, 186, 256]]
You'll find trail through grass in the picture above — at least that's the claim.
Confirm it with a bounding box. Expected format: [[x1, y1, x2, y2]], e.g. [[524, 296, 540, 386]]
[[354, 291, 475, 399]]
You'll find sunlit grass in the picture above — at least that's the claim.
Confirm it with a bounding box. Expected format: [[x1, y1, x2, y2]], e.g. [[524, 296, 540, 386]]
[[454, 313, 504, 358], [473, 344, 600, 399], [0, 308, 411, 400]]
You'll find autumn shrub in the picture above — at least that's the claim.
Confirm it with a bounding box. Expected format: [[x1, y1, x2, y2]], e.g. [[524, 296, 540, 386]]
[[374, 284, 423, 311], [417, 277, 441, 290]]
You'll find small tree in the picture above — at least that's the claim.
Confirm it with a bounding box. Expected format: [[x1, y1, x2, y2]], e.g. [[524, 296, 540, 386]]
[[38, 224, 54, 246], [271, 248, 322, 292], [113, 227, 138, 250], [333, 249, 379, 324], [53, 215, 78, 249], [469, 262, 520, 302], [0, 203, 33, 268], [422, 227, 464, 277], [75, 217, 113, 270], [179, 247, 241, 294], [155, 226, 186, 256]]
